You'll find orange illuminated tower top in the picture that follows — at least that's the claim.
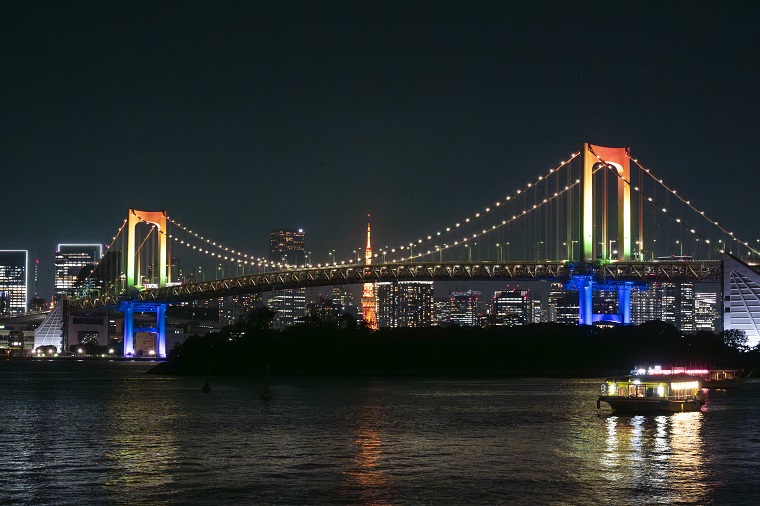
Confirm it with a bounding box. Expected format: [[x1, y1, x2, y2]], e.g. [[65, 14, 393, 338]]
[[362, 215, 377, 329]]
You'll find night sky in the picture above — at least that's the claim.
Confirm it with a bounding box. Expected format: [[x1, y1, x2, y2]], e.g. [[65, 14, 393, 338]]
[[2, 1, 759, 299]]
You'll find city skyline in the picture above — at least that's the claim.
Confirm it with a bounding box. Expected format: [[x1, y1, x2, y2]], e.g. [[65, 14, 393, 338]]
[[2, 2, 759, 300]]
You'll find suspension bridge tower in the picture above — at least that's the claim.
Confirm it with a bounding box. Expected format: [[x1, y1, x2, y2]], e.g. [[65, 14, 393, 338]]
[[122, 209, 169, 358], [574, 143, 636, 325]]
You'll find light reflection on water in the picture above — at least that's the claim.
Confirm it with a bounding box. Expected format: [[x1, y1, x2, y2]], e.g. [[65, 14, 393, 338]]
[[601, 413, 707, 504], [0, 362, 758, 505]]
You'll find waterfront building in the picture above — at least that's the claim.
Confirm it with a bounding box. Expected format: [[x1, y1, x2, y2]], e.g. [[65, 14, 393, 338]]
[[449, 290, 481, 327], [491, 288, 532, 326], [376, 280, 434, 328], [0, 250, 28, 316], [54, 244, 102, 297]]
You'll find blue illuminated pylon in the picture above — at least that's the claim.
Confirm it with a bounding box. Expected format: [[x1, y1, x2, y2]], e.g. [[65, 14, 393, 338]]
[[121, 300, 167, 358], [565, 275, 634, 326]]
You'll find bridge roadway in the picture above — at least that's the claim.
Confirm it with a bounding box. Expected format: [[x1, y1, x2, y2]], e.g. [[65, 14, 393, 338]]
[[69, 259, 722, 312]]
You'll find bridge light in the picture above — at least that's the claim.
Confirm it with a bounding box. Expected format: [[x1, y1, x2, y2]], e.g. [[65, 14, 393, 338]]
[[465, 218, 470, 222]]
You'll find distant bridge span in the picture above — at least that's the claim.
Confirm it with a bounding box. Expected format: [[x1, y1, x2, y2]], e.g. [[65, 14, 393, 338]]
[[70, 259, 722, 311]]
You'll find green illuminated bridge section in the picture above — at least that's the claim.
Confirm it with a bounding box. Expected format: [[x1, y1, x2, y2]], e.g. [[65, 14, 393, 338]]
[[69, 260, 722, 311]]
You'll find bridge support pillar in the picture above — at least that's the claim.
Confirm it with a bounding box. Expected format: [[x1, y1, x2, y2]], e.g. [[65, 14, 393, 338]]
[[578, 276, 594, 326], [123, 302, 135, 356], [617, 282, 633, 325], [120, 301, 167, 358]]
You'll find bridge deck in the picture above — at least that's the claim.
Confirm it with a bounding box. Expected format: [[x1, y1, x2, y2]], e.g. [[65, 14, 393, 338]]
[[69, 260, 723, 311]]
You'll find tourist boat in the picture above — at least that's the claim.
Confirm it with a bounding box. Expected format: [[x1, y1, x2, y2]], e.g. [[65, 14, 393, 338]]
[[702, 369, 752, 389], [597, 374, 705, 414], [632, 365, 753, 389]]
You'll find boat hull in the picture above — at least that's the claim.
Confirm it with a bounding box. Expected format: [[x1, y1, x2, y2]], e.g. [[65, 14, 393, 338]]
[[597, 396, 704, 414]]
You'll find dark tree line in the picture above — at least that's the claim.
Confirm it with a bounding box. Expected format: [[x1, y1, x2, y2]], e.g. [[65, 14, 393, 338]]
[[154, 308, 760, 377]]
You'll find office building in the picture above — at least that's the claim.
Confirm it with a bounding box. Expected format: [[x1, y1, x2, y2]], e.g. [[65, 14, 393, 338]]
[[54, 244, 102, 297], [491, 288, 532, 326], [449, 290, 481, 327], [269, 229, 305, 266], [0, 250, 28, 316], [547, 283, 579, 324], [376, 281, 434, 328], [268, 228, 306, 328], [694, 291, 719, 332], [630, 282, 695, 332]]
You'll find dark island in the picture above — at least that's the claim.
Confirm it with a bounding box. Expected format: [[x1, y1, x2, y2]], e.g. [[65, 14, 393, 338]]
[[149, 307, 759, 378]]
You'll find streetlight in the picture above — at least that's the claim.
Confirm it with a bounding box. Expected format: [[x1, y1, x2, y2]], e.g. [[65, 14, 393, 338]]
[[571, 240, 578, 261], [535, 241, 544, 261], [608, 240, 616, 261], [496, 243, 502, 262], [676, 240, 683, 257], [329, 249, 336, 265], [464, 244, 471, 262]]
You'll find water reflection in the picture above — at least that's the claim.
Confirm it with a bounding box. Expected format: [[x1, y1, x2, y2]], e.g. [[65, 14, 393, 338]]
[[101, 378, 182, 500], [602, 413, 706, 503], [342, 403, 391, 505]]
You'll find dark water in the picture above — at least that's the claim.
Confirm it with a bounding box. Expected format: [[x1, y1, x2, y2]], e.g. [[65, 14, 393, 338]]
[[1, 360, 758, 505]]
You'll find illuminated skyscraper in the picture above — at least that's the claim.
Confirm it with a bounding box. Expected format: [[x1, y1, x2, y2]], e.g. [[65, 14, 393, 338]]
[[268, 228, 306, 329], [449, 291, 481, 327], [630, 282, 695, 332], [269, 229, 305, 266], [376, 281, 434, 328], [547, 283, 579, 324], [491, 288, 532, 326], [54, 244, 102, 297], [361, 219, 377, 329], [695, 291, 718, 332], [0, 250, 28, 316]]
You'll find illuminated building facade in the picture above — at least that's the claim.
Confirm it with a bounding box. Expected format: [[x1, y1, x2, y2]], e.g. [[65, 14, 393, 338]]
[[722, 254, 760, 347], [361, 220, 377, 329], [269, 229, 305, 266], [547, 283, 579, 324], [449, 291, 481, 327], [694, 291, 718, 332], [630, 282, 695, 332], [376, 281, 434, 328], [0, 250, 28, 316], [268, 228, 306, 329], [54, 244, 102, 297], [491, 288, 531, 326]]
